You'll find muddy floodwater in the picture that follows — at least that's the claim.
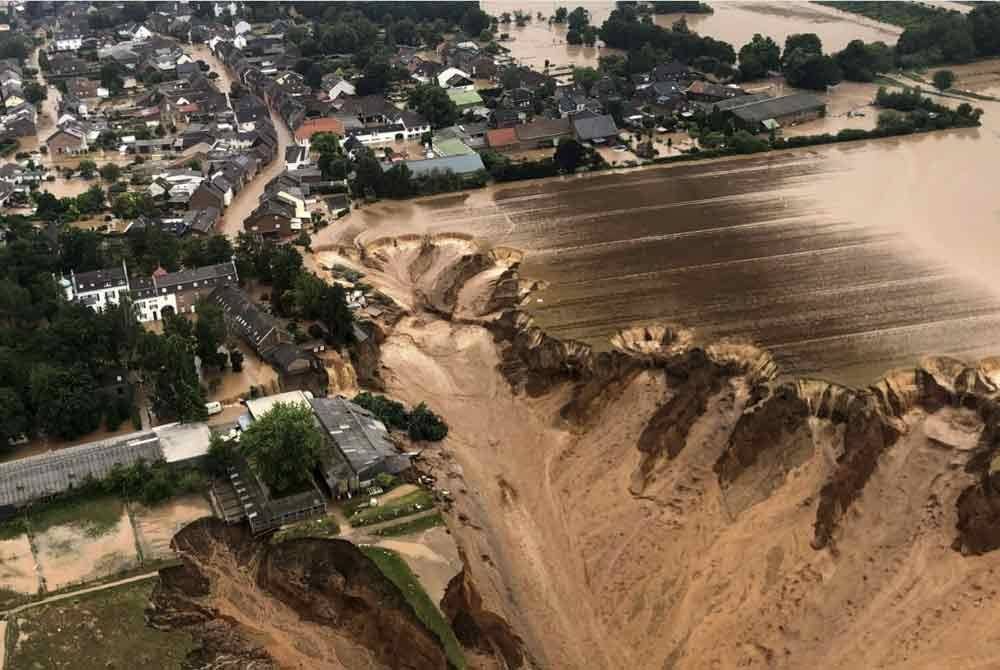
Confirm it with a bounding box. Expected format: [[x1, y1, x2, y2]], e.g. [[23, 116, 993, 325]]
[[482, 1, 901, 70], [345, 75, 1000, 386]]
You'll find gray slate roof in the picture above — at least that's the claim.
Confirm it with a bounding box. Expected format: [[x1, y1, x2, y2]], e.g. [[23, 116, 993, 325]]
[[573, 113, 618, 141]]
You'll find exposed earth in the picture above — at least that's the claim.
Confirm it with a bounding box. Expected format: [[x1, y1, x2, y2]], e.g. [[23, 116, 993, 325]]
[[289, 233, 1000, 670]]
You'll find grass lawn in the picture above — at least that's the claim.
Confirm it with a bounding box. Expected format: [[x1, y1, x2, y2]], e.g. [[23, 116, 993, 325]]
[[271, 515, 340, 543], [372, 512, 445, 537], [27, 494, 123, 538], [348, 489, 435, 527], [6, 580, 197, 670], [361, 546, 465, 670]]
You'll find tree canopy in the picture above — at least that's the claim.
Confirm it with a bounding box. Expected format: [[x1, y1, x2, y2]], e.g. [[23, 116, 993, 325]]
[[408, 84, 460, 128], [239, 401, 324, 494], [738, 34, 780, 80]]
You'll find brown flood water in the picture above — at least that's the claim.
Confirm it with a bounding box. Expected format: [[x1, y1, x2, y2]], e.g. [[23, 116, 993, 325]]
[[343, 70, 1000, 387], [482, 1, 901, 70]]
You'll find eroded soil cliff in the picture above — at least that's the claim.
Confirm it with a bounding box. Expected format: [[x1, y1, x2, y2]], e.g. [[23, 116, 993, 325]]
[[335, 234, 1000, 670]]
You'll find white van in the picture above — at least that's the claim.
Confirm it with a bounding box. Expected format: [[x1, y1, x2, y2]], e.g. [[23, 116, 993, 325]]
[[205, 401, 223, 416]]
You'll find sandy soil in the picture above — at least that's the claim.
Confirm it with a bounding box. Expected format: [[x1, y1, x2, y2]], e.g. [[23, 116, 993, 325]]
[[0, 534, 40, 599], [337, 233, 1000, 670], [131, 495, 214, 562], [186, 531, 386, 669], [371, 525, 463, 606], [33, 510, 139, 591]]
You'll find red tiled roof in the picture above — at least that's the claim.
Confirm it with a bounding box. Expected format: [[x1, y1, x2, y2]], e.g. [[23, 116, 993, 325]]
[[486, 127, 517, 148], [294, 117, 345, 141]]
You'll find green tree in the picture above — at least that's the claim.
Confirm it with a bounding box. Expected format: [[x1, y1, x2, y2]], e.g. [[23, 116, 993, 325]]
[[238, 401, 323, 494], [834, 39, 894, 82], [195, 300, 228, 369], [407, 84, 459, 128], [0, 386, 28, 448], [99, 163, 122, 182], [567, 6, 589, 32], [573, 67, 601, 93], [77, 159, 98, 179], [137, 332, 207, 423], [784, 51, 842, 90], [29, 364, 102, 439], [407, 402, 449, 441], [460, 7, 491, 36], [75, 185, 105, 215], [782, 33, 823, 67], [582, 25, 598, 46], [553, 7, 568, 23], [566, 29, 583, 45], [554, 138, 585, 172], [933, 69, 955, 91], [23, 81, 46, 105], [738, 33, 781, 80]]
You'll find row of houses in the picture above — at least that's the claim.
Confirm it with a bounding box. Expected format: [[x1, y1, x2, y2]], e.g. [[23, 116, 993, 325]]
[[62, 259, 239, 322]]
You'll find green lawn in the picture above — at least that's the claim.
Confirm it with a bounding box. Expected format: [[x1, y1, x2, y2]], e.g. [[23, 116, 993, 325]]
[[271, 515, 341, 543], [27, 494, 124, 538], [348, 489, 435, 527], [6, 580, 196, 670], [361, 546, 465, 670], [372, 512, 445, 537]]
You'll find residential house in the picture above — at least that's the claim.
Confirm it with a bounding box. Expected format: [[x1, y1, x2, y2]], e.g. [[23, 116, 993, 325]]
[[321, 73, 355, 100], [243, 194, 305, 239], [686, 81, 746, 103], [62, 263, 130, 311], [572, 113, 619, 144], [513, 117, 572, 149], [500, 87, 532, 110], [486, 126, 518, 151], [52, 31, 83, 52], [437, 66, 474, 91], [285, 144, 310, 170], [45, 122, 88, 154], [182, 207, 220, 235], [644, 80, 686, 111], [130, 261, 238, 322], [188, 180, 226, 211]]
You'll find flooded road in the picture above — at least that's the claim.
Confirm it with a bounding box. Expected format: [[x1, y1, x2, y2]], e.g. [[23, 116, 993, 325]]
[[482, 1, 900, 70], [342, 70, 1000, 386], [187, 45, 292, 238]]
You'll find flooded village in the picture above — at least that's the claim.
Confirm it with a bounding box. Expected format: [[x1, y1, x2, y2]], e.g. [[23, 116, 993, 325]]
[[2, 1, 1000, 670]]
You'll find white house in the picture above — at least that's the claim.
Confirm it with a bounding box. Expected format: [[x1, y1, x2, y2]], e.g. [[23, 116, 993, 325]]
[[63, 263, 131, 311], [213, 1, 237, 17], [327, 77, 356, 101], [52, 32, 83, 52], [436, 67, 475, 91], [133, 25, 153, 42], [233, 34, 247, 50], [234, 20, 252, 35]]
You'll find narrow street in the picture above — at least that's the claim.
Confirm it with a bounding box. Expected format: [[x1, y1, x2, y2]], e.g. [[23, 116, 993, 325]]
[[218, 107, 292, 239], [188, 43, 292, 239]]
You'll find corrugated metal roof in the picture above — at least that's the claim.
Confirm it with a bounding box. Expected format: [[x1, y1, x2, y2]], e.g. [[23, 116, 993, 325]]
[[310, 396, 407, 481]]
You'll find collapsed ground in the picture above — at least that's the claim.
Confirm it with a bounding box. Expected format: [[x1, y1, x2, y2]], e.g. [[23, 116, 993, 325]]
[[311, 233, 1000, 670]]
